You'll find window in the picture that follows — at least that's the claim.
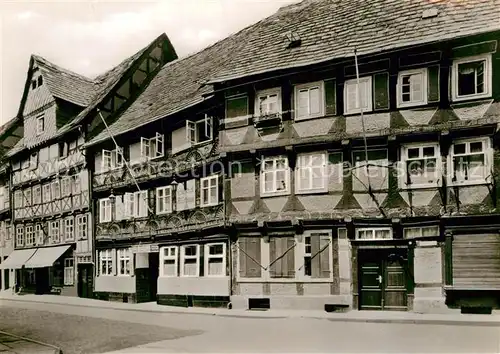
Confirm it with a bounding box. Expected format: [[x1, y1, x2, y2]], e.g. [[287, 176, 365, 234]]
[[205, 243, 226, 277], [14, 190, 22, 209], [256, 88, 281, 116], [356, 228, 392, 240], [452, 55, 492, 101], [99, 250, 113, 276], [42, 184, 51, 203], [403, 225, 440, 239], [51, 180, 60, 200], [397, 69, 427, 107], [238, 237, 262, 278], [101, 148, 123, 171], [302, 232, 331, 279], [296, 153, 327, 193], [36, 114, 44, 135], [261, 156, 290, 196], [76, 214, 88, 240], [186, 115, 213, 145], [124, 191, 148, 218], [72, 175, 81, 195], [401, 144, 440, 188], [295, 82, 323, 120], [200, 175, 219, 206], [61, 177, 71, 197], [156, 186, 172, 214], [64, 217, 74, 241], [25, 225, 34, 246], [141, 133, 164, 159], [25, 188, 32, 207], [160, 246, 178, 277], [64, 258, 74, 285], [344, 77, 373, 114], [30, 153, 38, 170], [37, 75, 43, 87], [33, 185, 41, 205], [304, 235, 312, 276], [117, 248, 131, 276], [269, 237, 295, 278], [99, 198, 112, 223], [50, 221, 60, 243], [16, 225, 24, 247], [450, 138, 491, 184], [35, 223, 44, 245], [180, 245, 199, 277], [225, 95, 249, 122], [32, 80, 37, 90]]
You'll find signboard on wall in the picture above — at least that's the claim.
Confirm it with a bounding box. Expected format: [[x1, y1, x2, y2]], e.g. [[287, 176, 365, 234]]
[[131, 244, 159, 253]]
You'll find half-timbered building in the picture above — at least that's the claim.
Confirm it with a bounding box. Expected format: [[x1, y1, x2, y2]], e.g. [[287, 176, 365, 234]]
[[2, 33, 177, 297], [207, 0, 500, 313]]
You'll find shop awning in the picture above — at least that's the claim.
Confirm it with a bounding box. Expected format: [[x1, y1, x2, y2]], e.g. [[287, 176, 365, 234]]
[[24, 245, 71, 268], [0, 249, 37, 269]]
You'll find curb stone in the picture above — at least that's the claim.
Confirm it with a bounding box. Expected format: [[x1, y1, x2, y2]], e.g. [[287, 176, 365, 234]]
[[0, 330, 62, 354]]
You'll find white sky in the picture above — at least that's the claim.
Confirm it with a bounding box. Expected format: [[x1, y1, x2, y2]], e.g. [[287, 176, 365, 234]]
[[0, 0, 299, 124]]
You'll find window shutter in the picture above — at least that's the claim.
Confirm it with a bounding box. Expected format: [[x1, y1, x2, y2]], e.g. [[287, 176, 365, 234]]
[[186, 121, 196, 144], [218, 174, 224, 204], [148, 189, 155, 216], [129, 252, 135, 276], [195, 179, 200, 208], [205, 115, 213, 139], [140, 137, 149, 157], [374, 72, 389, 110], [427, 65, 440, 103], [115, 195, 124, 221], [311, 235, 321, 278], [238, 238, 247, 278], [176, 182, 186, 212], [96, 251, 100, 276], [139, 191, 148, 217], [290, 89, 295, 120], [186, 179, 196, 210], [319, 234, 331, 278], [112, 249, 117, 276], [269, 238, 278, 277], [155, 133, 164, 156], [285, 237, 295, 278], [246, 237, 261, 278], [324, 79, 337, 115]]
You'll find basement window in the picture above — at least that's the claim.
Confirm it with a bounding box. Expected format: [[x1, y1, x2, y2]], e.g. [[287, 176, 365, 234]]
[[452, 55, 492, 102]]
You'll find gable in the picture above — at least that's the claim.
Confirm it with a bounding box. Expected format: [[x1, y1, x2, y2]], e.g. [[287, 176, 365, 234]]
[[22, 66, 54, 117]]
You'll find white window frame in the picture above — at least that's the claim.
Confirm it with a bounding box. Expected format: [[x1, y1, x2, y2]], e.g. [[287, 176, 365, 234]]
[[299, 230, 334, 281], [344, 76, 373, 114], [400, 142, 441, 189], [36, 114, 44, 135], [156, 186, 172, 215], [42, 184, 51, 203], [64, 217, 74, 241], [33, 185, 42, 205], [14, 190, 22, 209], [50, 220, 60, 243], [448, 137, 492, 186], [64, 258, 74, 285], [355, 227, 393, 241], [124, 191, 148, 218], [140, 132, 164, 159], [261, 156, 290, 197], [35, 223, 44, 245], [76, 214, 88, 240], [117, 248, 131, 276], [452, 54, 492, 102], [294, 82, 324, 121], [25, 225, 34, 246], [397, 68, 428, 108], [159, 246, 178, 277], [51, 180, 60, 200], [200, 175, 219, 207], [204, 243, 226, 277], [295, 152, 328, 193], [16, 225, 24, 247], [101, 148, 123, 172], [61, 177, 72, 197], [255, 87, 282, 117], [186, 115, 213, 145], [72, 175, 81, 195], [99, 198, 112, 223], [99, 249, 114, 276], [403, 225, 440, 239], [180, 244, 200, 277]]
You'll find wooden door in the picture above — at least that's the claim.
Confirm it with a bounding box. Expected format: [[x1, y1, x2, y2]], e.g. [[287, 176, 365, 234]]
[[77, 264, 93, 298], [148, 253, 159, 302], [359, 250, 408, 311]]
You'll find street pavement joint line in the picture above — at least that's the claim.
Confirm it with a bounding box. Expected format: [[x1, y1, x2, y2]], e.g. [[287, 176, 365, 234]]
[[0, 330, 62, 354]]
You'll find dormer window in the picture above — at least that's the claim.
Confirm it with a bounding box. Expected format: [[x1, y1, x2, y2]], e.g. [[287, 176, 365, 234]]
[[141, 132, 164, 159], [186, 115, 213, 145], [36, 114, 44, 135], [397, 69, 427, 108], [255, 88, 281, 117], [452, 54, 492, 102]]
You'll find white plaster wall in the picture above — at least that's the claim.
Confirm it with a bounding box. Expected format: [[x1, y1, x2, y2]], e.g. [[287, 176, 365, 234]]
[[95, 276, 136, 293], [303, 283, 330, 295], [135, 253, 149, 268], [238, 283, 263, 295], [157, 276, 230, 296], [270, 283, 297, 295], [171, 126, 191, 155]]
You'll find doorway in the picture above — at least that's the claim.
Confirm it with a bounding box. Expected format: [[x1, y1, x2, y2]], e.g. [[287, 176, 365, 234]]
[[78, 264, 93, 299], [359, 248, 408, 311], [148, 253, 159, 302]]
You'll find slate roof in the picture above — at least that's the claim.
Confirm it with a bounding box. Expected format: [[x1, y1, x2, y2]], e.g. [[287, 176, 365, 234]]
[[32, 55, 95, 107], [208, 0, 500, 83], [87, 0, 500, 146]]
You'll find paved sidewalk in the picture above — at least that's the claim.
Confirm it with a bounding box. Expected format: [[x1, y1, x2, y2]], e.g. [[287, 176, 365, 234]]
[[0, 330, 60, 354], [1, 291, 500, 326]]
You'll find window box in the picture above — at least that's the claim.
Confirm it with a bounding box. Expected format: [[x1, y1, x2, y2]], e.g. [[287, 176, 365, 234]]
[[160, 246, 178, 277], [200, 175, 219, 207], [295, 152, 328, 194], [400, 143, 441, 189], [397, 69, 428, 108], [452, 54, 492, 102], [449, 137, 492, 186], [180, 245, 199, 277], [356, 228, 393, 240], [261, 156, 290, 197], [344, 77, 373, 114], [254, 88, 282, 128], [294, 81, 324, 121], [204, 243, 226, 277]]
